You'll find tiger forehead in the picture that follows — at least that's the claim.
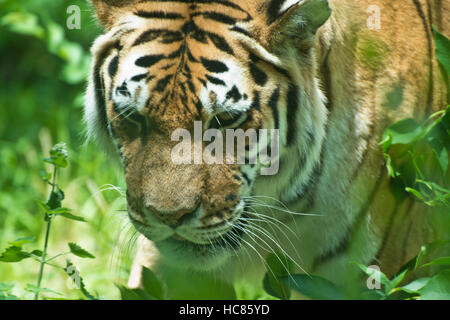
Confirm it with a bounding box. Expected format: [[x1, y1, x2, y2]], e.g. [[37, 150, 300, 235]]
[[114, 1, 258, 118]]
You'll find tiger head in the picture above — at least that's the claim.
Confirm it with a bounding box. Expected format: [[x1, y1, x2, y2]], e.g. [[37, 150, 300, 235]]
[[85, 0, 331, 270]]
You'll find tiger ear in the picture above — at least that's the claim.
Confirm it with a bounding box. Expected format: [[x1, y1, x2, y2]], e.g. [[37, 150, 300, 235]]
[[90, 0, 139, 28], [266, 0, 331, 50]]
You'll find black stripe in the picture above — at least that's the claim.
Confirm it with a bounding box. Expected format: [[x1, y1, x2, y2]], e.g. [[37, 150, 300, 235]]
[[412, 0, 434, 114], [193, 11, 237, 25], [194, 99, 203, 115], [208, 32, 234, 55], [205, 74, 226, 86], [93, 45, 117, 137], [273, 65, 292, 80], [250, 52, 291, 81], [268, 88, 280, 129], [187, 80, 196, 95], [135, 54, 165, 68], [108, 55, 119, 77], [154, 74, 173, 92], [201, 58, 229, 73], [187, 48, 199, 62], [251, 91, 261, 111], [133, 29, 183, 46], [320, 47, 333, 110], [241, 172, 251, 185], [230, 26, 252, 38], [138, 0, 251, 19], [249, 52, 259, 63], [133, 30, 162, 46], [131, 73, 148, 82], [286, 85, 299, 146], [135, 10, 185, 20], [250, 63, 268, 86]]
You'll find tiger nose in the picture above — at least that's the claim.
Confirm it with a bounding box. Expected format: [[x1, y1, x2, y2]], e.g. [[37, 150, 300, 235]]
[[146, 204, 200, 227]]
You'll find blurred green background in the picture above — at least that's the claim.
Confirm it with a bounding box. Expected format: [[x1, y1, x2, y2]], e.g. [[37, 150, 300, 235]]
[[0, 0, 131, 299]]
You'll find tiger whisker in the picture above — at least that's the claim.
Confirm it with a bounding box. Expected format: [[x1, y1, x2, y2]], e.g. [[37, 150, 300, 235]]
[[245, 200, 321, 217], [243, 210, 303, 264], [241, 219, 309, 277]]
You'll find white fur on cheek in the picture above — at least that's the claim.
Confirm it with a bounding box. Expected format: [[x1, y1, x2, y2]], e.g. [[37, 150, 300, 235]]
[[279, 0, 302, 14], [83, 33, 118, 151]]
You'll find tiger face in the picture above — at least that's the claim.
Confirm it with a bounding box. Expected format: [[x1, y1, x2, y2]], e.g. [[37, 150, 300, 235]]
[[86, 0, 331, 269]]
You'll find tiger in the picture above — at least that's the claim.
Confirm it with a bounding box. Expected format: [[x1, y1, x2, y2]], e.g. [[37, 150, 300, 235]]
[[85, 0, 449, 293]]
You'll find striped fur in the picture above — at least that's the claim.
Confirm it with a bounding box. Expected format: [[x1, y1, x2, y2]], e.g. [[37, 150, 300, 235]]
[[84, 0, 449, 288]]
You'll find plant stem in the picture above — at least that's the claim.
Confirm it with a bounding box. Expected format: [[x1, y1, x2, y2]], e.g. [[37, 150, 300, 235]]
[[34, 166, 57, 300]]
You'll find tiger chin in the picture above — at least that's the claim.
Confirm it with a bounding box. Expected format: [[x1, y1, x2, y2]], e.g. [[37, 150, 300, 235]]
[[84, 0, 449, 291]]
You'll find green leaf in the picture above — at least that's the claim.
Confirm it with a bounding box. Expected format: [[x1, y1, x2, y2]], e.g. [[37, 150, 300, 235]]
[[266, 253, 297, 277], [56, 211, 86, 222], [0, 246, 31, 263], [45, 20, 65, 54], [398, 278, 430, 294], [49, 207, 72, 214], [0, 283, 14, 292], [47, 187, 65, 210], [31, 250, 43, 257], [68, 243, 95, 259], [386, 269, 409, 295], [405, 187, 425, 201], [1, 12, 45, 39], [9, 236, 35, 247], [419, 269, 450, 300], [263, 253, 298, 300], [36, 200, 85, 221], [379, 135, 392, 152], [263, 273, 289, 300], [116, 284, 156, 300], [36, 200, 52, 214], [420, 257, 450, 268], [382, 118, 423, 146], [433, 27, 450, 78], [282, 274, 346, 300], [415, 240, 449, 269], [141, 267, 164, 299], [43, 143, 69, 168]]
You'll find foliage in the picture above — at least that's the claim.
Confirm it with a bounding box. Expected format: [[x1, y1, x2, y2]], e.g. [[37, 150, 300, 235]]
[[356, 240, 450, 300], [0, 144, 96, 300], [0, 0, 126, 300], [380, 107, 450, 207]]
